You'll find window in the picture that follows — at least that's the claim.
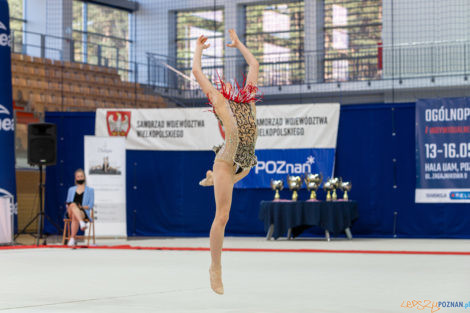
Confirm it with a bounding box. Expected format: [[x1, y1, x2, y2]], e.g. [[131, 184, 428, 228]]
[[176, 9, 224, 90], [245, 2, 304, 86], [8, 0, 24, 53], [324, 0, 382, 81], [73, 1, 130, 73]]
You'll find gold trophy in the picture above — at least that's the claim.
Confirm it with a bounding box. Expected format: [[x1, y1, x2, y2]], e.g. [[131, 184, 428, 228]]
[[270, 179, 284, 201], [287, 175, 302, 201], [323, 180, 334, 201], [339, 181, 352, 200], [304, 173, 322, 200], [329, 177, 342, 201]]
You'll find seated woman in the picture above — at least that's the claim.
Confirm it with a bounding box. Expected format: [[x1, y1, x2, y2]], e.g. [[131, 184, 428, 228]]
[[65, 168, 94, 246]]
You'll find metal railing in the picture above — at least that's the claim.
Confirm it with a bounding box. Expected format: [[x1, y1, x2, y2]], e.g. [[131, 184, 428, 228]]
[[147, 41, 470, 92], [11, 29, 135, 81], [387, 41, 470, 80]]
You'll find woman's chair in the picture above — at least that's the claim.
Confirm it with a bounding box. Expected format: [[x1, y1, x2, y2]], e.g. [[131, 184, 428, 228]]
[[61, 210, 96, 246]]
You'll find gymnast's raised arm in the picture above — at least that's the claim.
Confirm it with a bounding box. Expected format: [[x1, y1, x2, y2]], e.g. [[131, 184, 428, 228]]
[[192, 35, 225, 108], [226, 29, 259, 88]]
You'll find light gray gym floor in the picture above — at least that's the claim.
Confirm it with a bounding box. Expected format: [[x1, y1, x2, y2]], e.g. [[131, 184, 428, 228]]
[[1, 237, 469, 313]]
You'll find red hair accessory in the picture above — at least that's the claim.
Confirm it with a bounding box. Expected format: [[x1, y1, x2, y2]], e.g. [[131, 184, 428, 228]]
[[206, 72, 262, 113]]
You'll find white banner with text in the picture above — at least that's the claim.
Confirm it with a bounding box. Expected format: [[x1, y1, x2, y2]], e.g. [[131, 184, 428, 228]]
[[84, 136, 127, 236]]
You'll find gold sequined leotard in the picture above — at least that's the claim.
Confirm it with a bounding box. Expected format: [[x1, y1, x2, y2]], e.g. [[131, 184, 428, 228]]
[[213, 99, 258, 171]]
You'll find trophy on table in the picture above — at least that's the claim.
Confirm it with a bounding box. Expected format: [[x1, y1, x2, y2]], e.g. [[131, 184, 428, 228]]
[[270, 179, 284, 201], [304, 173, 322, 200], [323, 178, 339, 201], [323, 180, 334, 201], [339, 181, 352, 200], [287, 175, 302, 201], [328, 177, 342, 201]]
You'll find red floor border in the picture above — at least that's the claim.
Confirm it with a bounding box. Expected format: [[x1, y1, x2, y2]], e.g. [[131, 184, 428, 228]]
[[1, 244, 470, 255]]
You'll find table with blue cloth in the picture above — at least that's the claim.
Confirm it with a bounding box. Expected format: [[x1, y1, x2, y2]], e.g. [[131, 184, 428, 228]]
[[259, 200, 359, 241]]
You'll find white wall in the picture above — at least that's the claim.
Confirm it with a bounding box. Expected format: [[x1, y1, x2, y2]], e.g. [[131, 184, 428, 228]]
[[24, 0, 46, 57], [45, 0, 73, 60]]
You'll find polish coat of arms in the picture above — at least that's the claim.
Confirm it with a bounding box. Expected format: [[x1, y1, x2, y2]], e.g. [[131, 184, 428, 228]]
[[107, 111, 131, 137]]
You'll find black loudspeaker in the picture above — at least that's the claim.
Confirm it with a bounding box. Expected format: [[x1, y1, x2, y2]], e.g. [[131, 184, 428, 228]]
[[28, 123, 57, 166]]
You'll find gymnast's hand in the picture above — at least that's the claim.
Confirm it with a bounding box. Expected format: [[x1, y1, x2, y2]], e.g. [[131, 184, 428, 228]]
[[226, 29, 241, 48], [196, 35, 211, 50]]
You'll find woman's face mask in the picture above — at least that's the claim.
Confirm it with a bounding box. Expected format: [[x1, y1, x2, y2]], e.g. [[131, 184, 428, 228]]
[[75, 172, 85, 185]]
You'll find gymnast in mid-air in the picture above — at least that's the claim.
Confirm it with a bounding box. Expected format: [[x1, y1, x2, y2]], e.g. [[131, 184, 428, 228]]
[[192, 29, 260, 294]]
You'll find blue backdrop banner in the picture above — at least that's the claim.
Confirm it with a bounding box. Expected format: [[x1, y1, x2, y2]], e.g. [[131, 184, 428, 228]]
[[415, 98, 470, 203], [45, 103, 470, 239], [0, 0, 17, 217]]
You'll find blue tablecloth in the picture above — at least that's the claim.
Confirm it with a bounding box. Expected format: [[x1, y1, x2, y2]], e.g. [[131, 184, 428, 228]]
[[259, 200, 359, 239]]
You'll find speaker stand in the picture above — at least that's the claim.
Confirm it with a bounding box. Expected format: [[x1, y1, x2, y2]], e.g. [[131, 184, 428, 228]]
[[16, 165, 60, 245]]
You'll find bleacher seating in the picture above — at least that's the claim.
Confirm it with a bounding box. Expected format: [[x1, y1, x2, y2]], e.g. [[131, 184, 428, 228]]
[[11, 53, 167, 118]]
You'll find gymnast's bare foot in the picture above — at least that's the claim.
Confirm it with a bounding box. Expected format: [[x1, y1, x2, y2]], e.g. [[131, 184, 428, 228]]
[[199, 170, 214, 186], [209, 265, 224, 295]]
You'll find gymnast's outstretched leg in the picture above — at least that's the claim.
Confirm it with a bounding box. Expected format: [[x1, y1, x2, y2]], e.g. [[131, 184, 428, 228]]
[[209, 161, 234, 295]]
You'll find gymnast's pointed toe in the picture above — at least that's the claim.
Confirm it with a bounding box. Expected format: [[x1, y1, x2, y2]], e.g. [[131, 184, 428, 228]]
[[209, 267, 224, 295]]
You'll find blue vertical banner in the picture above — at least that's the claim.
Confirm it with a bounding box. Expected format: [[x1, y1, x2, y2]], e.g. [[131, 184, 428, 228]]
[[415, 98, 470, 203], [0, 0, 17, 214]]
